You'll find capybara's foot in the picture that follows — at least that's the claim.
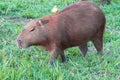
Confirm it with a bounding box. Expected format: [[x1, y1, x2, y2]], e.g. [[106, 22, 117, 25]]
[[49, 57, 53, 65], [60, 53, 66, 62]]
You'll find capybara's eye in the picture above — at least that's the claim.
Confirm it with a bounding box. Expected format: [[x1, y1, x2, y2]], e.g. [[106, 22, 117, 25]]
[[30, 27, 35, 32]]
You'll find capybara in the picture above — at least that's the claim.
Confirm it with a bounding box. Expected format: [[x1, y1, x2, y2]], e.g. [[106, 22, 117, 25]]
[[17, 1, 106, 64]]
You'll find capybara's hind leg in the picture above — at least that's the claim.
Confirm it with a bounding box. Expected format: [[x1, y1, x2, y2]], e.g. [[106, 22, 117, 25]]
[[79, 43, 88, 56], [92, 37, 103, 55], [92, 23, 105, 55]]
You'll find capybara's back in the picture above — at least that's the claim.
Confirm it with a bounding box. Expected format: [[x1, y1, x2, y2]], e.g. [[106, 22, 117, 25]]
[[17, 1, 106, 64]]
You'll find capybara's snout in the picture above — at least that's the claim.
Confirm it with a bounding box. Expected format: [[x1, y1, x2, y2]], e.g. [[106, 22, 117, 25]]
[[17, 35, 23, 48]]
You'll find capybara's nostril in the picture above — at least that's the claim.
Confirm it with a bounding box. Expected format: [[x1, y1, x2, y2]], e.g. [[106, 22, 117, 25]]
[[19, 40, 21, 42], [17, 36, 21, 43], [17, 39, 22, 48], [17, 39, 22, 43]]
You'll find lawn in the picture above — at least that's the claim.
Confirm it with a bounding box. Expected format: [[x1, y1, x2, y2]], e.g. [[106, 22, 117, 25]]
[[0, 0, 120, 80]]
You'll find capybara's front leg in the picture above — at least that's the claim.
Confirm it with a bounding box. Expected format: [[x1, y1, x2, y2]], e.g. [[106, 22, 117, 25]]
[[49, 47, 66, 64], [49, 45, 65, 64], [49, 49, 59, 65]]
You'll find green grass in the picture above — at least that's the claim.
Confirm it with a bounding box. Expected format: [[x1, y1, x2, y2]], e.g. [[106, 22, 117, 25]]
[[0, 0, 120, 80]]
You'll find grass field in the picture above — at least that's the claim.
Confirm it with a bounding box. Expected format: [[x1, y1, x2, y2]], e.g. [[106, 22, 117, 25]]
[[0, 0, 120, 80]]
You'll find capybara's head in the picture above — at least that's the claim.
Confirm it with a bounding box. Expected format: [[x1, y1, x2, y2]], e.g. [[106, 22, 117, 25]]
[[17, 19, 49, 48]]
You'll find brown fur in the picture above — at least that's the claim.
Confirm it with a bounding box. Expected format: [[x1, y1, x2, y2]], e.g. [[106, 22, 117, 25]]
[[17, 1, 106, 64]]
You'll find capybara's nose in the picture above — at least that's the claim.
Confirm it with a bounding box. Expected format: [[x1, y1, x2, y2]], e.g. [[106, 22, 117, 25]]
[[17, 39, 22, 43], [17, 39, 22, 48]]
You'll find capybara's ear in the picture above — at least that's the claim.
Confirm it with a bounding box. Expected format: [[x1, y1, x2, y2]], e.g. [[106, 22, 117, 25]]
[[41, 19, 49, 25], [37, 20, 42, 26], [37, 19, 49, 26]]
